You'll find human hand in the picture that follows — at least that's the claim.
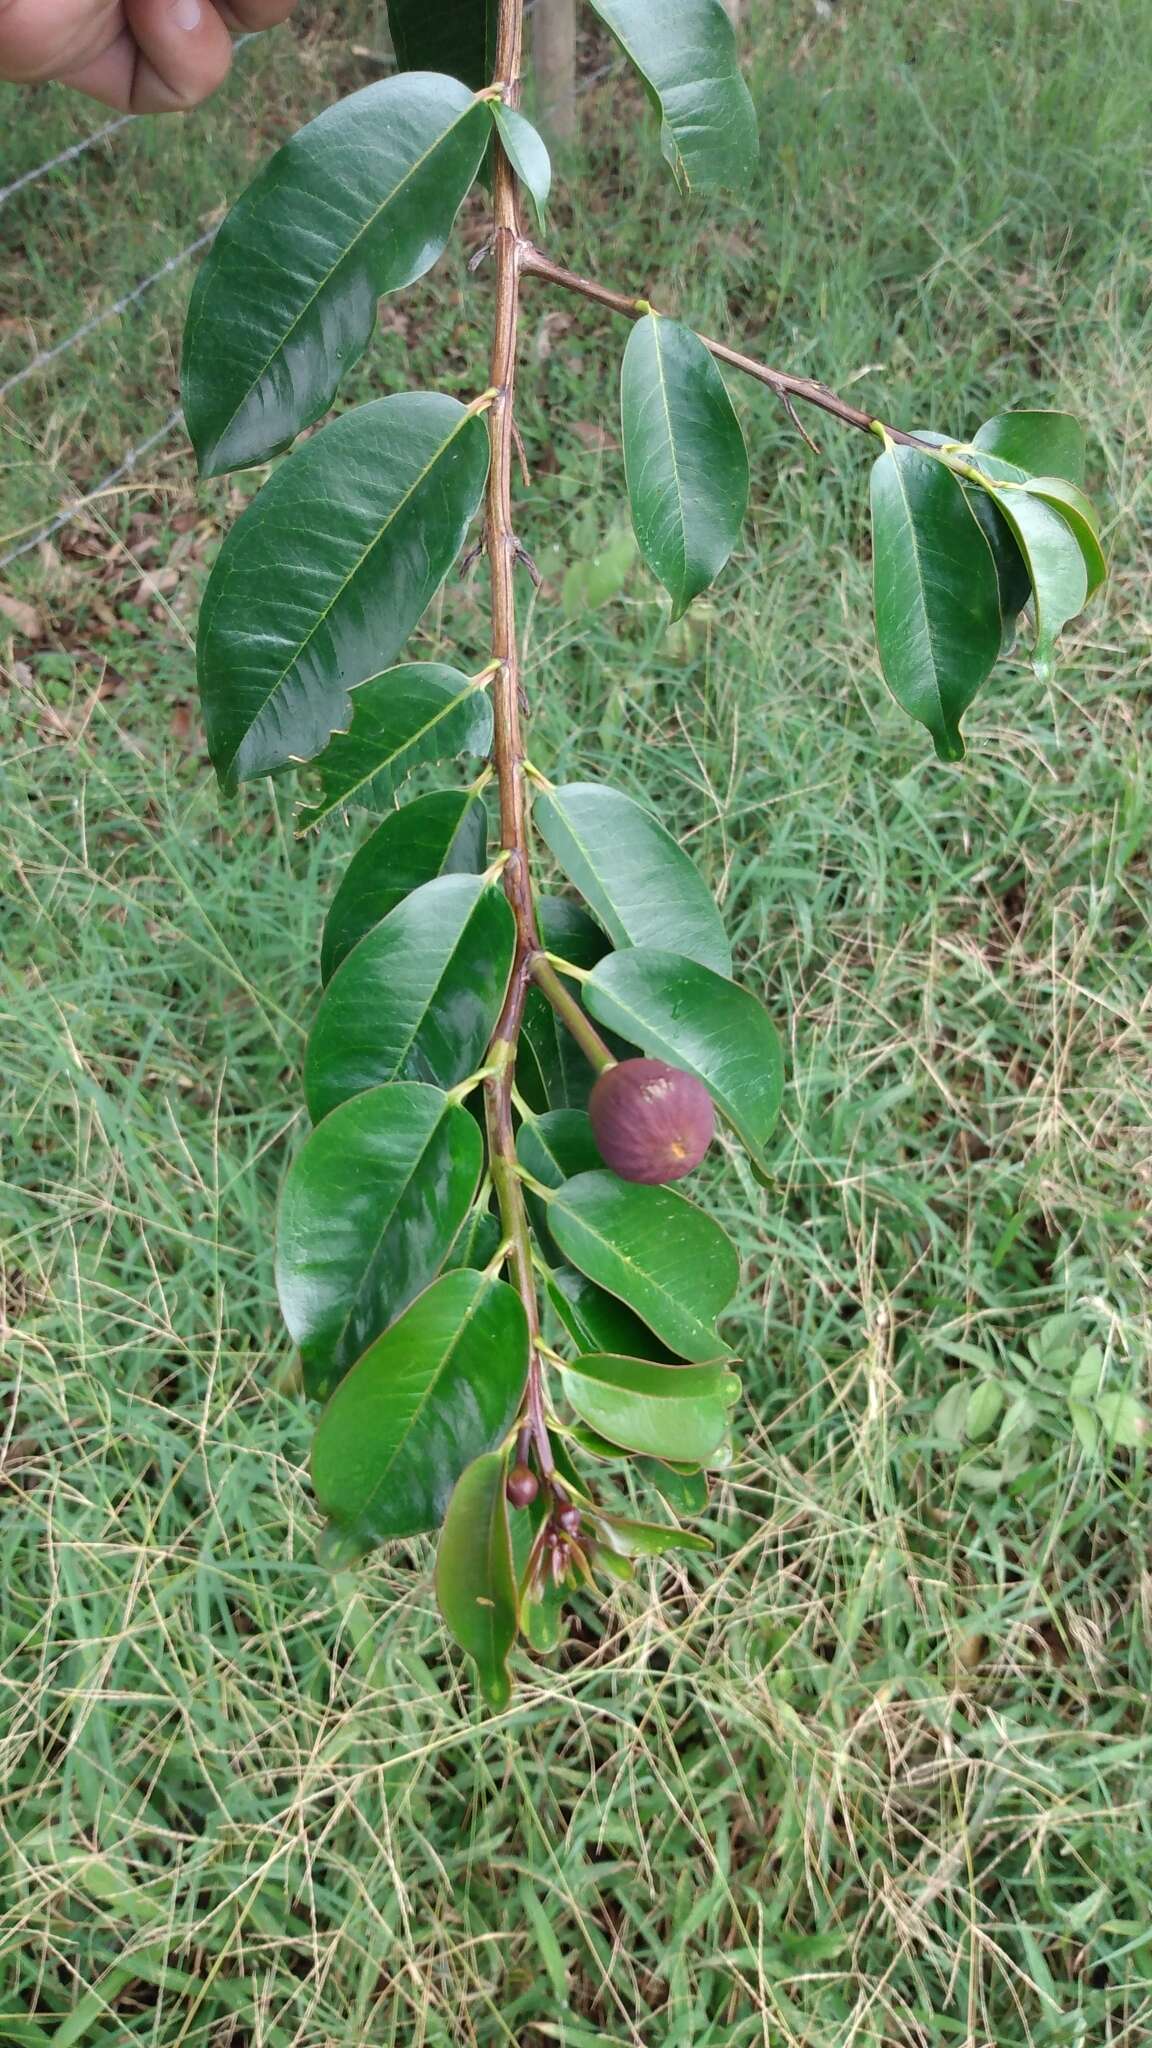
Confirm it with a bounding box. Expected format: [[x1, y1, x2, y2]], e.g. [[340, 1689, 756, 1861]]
[[0, 0, 298, 114]]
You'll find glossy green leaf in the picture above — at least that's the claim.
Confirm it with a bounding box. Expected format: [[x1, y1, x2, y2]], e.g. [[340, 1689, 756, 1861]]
[[621, 315, 748, 619], [636, 1456, 710, 1514], [183, 76, 489, 476], [443, 1203, 503, 1273], [547, 1266, 679, 1365], [386, 0, 494, 89], [436, 1451, 518, 1708], [197, 394, 489, 789], [276, 1082, 483, 1400], [963, 488, 1032, 641], [517, 1110, 601, 1190], [547, 1171, 739, 1361], [595, 1513, 713, 1557], [973, 410, 1086, 488], [297, 665, 492, 833], [584, 947, 783, 1169], [312, 1269, 528, 1548], [534, 781, 730, 976], [561, 1353, 740, 1462], [320, 790, 488, 984], [982, 484, 1088, 680], [519, 898, 615, 1113], [305, 874, 515, 1121], [586, 0, 758, 193], [517, 1109, 602, 1263], [490, 103, 551, 226], [870, 445, 1002, 762], [1021, 477, 1106, 597]]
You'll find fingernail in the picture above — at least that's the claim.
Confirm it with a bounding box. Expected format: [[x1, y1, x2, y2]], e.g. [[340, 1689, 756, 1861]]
[[172, 0, 202, 27]]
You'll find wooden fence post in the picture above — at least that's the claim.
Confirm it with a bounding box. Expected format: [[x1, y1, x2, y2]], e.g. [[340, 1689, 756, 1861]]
[[532, 0, 577, 145]]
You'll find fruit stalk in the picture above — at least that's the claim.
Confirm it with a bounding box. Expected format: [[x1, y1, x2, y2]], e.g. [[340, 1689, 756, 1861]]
[[528, 951, 616, 1074]]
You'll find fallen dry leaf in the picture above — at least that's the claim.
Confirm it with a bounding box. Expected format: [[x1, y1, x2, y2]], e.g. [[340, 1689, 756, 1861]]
[[0, 588, 43, 639]]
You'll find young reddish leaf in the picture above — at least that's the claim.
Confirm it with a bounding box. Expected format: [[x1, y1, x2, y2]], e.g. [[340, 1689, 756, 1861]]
[[560, 1353, 741, 1462], [276, 1083, 483, 1400], [972, 410, 1086, 488], [546, 1171, 739, 1361], [197, 395, 489, 788], [534, 781, 731, 976], [870, 446, 1002, 762], [436, 1451, 519, 1709], [183, 75, 489, 476], [621, 315, 748, 619], [296, 665, 492, 833], [586, 0, 758, 193], [312, 1270, 528, 1549], [305, 875, 515, 1122], [583, 947, 784, 1169], [320, 790, 488, 985]]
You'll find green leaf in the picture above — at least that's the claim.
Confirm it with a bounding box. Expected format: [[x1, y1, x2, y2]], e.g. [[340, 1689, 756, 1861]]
[[933, 1382, 970, 1448], [509, 1495, 566, 1652], [547, 1266, 679, 1365], [870, 445, 1002, 762], [320, 790, 488, 984], [982, 484, 1088, 681], [963, 487, 1032, 643], [183, 76, 489, 476], [620, 315, 748, 619], [561, 526, 637, 619], [305, 874, 515, 1121], [635, 1456, 709, 1514], [585, 0, 758, 193], [312, 1269, 528, 1548], [533, 781, 730, 976], [1020, 477, 1107, 597], [443, 1203, 503, 1273], [517, 1110, 602, 1262], [296, 665, 492, 832], [966, 1379, 1006, 1439], [436, 1451, 518, 1709], [519, 898, 616, 1112], [547, 1171, 739, 1362], [560, 1353, 740, 1462], [276, 1082, 483, 1400], [197, 394, 489, 788], [1094, 1392, 1150, 1451], [583, 947, 783, 1169], [490, 103, 551, 226], [972, 410, 1086, 488], [386, 0, 494, 89], [595, 1513, 713, 1557]]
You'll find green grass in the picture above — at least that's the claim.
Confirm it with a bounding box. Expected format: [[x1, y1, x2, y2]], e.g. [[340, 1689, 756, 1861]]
[[2, 0, 1152, 2040]]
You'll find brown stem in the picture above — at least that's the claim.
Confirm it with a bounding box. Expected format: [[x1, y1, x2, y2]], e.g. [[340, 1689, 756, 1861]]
[[481, 0, 553, 1479], [520, 244, 932, 451], [528, 952, 616, 1075]]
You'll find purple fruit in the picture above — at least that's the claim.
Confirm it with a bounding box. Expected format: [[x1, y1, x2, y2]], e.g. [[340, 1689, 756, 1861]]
[[506, 1463, 539, 1508], [589, 1058, 715, 1185]]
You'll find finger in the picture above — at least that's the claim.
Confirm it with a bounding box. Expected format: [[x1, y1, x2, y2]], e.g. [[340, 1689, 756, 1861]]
[[0, 0, 121, 84], [214, 0, 298, 27], [121, 0, 234, 111]]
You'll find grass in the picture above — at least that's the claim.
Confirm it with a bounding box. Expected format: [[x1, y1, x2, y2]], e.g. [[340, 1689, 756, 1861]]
[[2, 0, 1151, 2039]]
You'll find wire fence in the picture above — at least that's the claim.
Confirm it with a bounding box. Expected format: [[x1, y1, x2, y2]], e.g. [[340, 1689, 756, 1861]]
[[0, 31, 620, 574]]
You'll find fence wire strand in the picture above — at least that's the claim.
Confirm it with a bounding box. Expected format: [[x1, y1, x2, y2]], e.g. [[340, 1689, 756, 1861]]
[[1, 40, 620, 573]]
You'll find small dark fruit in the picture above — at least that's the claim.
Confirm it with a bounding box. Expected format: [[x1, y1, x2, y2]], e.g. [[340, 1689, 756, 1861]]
[[589, 1058, 715, 1184], [506, 1463, 539, 1508], [555, 1502, 582, 1536]]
